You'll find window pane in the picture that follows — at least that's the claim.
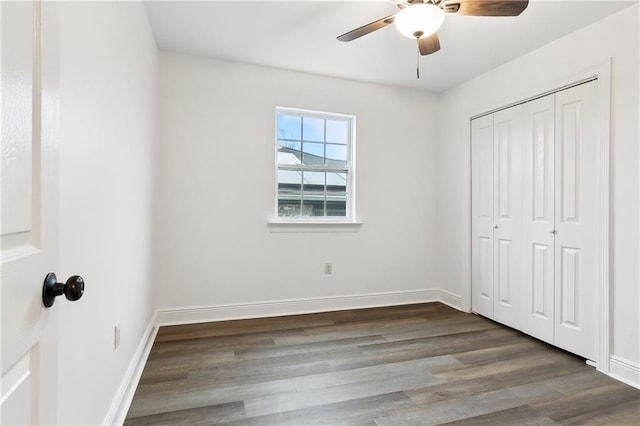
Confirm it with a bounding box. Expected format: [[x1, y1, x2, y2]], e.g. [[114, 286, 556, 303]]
[[326, 172, 347, 192], [303, 171, 324, 186], [302, 171, 325, 217], [305, 200, 325, 216], [296, 203, 313, 217], [278, 169, 302, 190], [302, 142, 324, 165], [277, 141, 301, 165], [278, 199, 302, 217], [325, 144, 347, 167], [277, 114, 301, 140], [302, 117, 324, 142], [326, 119, 348, 144], [326, 193, 347, 217]]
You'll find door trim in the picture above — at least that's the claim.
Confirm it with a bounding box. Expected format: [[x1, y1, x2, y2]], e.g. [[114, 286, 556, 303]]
[[595, 59, 611, 374]]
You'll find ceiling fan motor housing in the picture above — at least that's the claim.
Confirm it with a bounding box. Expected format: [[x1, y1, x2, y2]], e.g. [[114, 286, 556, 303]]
[[394, 3, 445, 39]]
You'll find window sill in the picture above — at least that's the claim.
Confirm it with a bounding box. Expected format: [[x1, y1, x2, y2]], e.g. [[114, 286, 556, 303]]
[[268, 219, 364, 233]]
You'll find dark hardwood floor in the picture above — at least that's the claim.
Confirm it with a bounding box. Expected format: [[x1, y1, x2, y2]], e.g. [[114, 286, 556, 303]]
[[124, 303, 640, 425]]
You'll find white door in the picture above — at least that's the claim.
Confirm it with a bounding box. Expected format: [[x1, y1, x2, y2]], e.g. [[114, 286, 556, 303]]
[[492, 105, 522, 329], [554, 81, 599, 361], [471, 114, 494, 318], [521, 94, 555, 344], [1, 1, 60, 424]]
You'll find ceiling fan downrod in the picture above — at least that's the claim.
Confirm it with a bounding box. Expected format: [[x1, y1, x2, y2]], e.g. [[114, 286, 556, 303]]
[[416, 47, 420, 79]]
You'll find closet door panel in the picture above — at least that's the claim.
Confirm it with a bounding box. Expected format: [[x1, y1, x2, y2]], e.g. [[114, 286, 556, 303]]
[[532, 244, 552, 312], [471, 114, 494, 318], [497, 239, 513, 303], [492, 106, 522, 329], [560, 247, 581, 326], [521, 95, 555, 343], [554, 81, 598, 361], [478, 236, 493, 302]]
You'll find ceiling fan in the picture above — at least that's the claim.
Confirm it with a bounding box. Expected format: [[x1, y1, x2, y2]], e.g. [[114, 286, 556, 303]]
[[337, 0, 530, 56]]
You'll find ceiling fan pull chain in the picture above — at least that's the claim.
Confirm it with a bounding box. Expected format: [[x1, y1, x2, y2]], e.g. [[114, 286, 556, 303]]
[[416, 48, 420, 79]]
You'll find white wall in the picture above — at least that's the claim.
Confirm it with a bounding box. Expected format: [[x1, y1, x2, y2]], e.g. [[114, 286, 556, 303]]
[[58, 2, 158, 424], [154, 53, 441, 313], [436, 5, 639, 366]]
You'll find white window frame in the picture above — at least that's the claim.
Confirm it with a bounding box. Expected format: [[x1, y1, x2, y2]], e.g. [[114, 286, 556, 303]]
[[272, 106, 357, 225]]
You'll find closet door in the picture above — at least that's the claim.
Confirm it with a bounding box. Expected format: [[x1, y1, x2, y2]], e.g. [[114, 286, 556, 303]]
[[521, 95, 555, 343], [554, 81, 599, 361], [471, 114, 494, 318], [492, 106, 523, 329]]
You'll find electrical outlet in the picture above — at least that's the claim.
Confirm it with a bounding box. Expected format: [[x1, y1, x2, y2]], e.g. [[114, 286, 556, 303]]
[[114, 323, 121, 350], [324, 263, 332, 274]]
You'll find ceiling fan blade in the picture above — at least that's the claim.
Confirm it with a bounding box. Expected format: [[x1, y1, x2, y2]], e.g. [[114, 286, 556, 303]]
[[337, 15, 395, 42], [418, 33, 440, 56], [444, 0, 529, 16]]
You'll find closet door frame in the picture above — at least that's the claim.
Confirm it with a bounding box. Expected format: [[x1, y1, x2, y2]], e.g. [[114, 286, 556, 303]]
[[465, 59, 611, 372]]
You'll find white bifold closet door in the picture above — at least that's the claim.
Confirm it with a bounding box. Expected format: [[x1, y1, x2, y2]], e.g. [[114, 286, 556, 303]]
[[492, 106, 523, 329], [521, 94, 556, 344], [521, 82, 599, 360], [474, 80, 599, 361], [471, 114, 495, 319], [552, 82, 599, 360], [471, 106, 522, 330]]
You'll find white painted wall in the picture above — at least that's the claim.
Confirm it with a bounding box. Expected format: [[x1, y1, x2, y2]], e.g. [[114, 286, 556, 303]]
[[436, 5, 639, 366], [154, 52, 441, 312], [58, 2, 158, 424]]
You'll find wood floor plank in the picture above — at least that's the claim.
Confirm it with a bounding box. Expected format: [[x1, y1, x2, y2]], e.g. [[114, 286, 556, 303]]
[[377, 369, 604, 425], [126, 378, 296, 418], [242, 358, 444, 417], [437, 404, 555, 425], [124, 302, 640, 425], [124, 401, 245, 425], [291, 355, 461, 392], [532, 381, 640, 421], [218, 391, 416, 426], [431, 349, 566, 383], [138, 367, 189, 385], [144, 349, 235, 370], [234, 334, 386, 361], [150, 333, 277, 355], [451, 337, 550, 365], [561, 398, 640, 425], [155, 316, 334, 342], [378, 316, 502, 343], [404, 358, 586, 408]]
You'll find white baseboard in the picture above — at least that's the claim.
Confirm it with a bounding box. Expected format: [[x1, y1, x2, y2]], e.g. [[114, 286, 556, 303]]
[[436, 289, 463, 310], [609, 355, 640, 389], [103, 312, 159, 426], [157, 289, 459, 326]]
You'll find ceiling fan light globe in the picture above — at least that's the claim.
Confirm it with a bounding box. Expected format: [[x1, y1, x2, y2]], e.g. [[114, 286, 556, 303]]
[[395, 3, 445, 39]]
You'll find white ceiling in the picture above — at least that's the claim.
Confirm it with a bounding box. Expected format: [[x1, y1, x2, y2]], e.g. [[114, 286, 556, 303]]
[[144, 0, 636, 93]]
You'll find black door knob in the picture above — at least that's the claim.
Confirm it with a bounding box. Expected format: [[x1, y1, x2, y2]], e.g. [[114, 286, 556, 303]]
[[42, 273, 85, 308]]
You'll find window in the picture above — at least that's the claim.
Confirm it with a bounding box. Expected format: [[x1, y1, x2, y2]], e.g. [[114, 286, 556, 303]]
[[275, 107, 355, 220]]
